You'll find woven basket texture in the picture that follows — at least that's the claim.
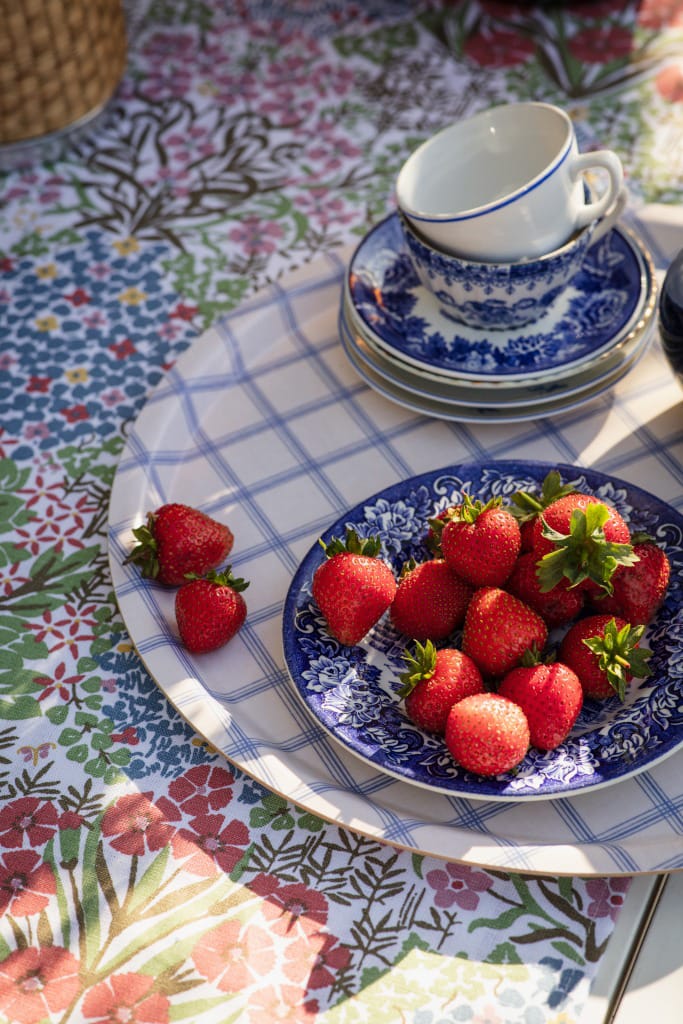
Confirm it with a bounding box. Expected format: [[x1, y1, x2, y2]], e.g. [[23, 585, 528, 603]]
[[0, 0, 127, 145]]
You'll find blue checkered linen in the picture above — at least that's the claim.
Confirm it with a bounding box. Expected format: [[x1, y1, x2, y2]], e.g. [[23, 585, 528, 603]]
[[109, 233, 683, 876]]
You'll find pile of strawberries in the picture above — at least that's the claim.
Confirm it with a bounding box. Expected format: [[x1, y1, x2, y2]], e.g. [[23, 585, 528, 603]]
[[311, 471, 670, 778], [126, 503, 246, 654]]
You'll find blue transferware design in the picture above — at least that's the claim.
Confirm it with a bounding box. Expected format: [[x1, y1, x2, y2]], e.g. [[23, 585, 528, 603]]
[[282, 460, 683, 801], [400, 212, 597, 330], [348, 214, 648, 381]]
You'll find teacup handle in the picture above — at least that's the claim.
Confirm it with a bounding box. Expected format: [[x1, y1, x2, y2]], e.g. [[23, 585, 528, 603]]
[[572, 149, 624, 233], [587, 185, 628, 245]]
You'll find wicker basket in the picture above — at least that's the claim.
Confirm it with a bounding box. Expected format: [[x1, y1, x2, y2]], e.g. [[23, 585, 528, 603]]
[[0, 0, 127, 147]]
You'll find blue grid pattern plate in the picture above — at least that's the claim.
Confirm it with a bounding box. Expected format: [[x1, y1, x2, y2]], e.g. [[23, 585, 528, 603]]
[[348, 213, 652, 382], [283, 460, 683, 801], [108, 249, 683, 875]]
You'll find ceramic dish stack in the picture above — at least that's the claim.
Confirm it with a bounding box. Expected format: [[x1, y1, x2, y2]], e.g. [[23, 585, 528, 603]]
[[339, 212, 657, 423]]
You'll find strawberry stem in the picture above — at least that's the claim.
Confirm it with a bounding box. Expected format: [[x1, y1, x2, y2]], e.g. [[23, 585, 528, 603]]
[[536, 503, 637, 594], [398, 640, 437, 698]]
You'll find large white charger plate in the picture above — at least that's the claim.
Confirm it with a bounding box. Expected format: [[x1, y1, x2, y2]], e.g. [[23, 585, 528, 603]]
[[108, 249, 683, 876], [282, 461, 683, 801], [348, 213, 654, 383]]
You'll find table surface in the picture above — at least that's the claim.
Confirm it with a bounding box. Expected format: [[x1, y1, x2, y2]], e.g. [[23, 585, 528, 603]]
[[2, 2, 683, 1022]]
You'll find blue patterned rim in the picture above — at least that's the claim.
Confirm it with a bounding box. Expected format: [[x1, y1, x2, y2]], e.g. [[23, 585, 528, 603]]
[[282, 460, 683, 801]]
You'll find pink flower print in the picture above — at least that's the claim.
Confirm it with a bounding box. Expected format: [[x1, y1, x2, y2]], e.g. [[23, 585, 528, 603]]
[[23, 423, 50, 441], [168, 763, 235, 816], [248, 983, 318, 1024], [101, 792, 179, 857], [425, 862, 494, 910], [568, 24, 633, 64], [585, 877, 631, 921], [171, 813, 249, 876], [0, 947, 81, 1024], [472, 1004, 503, 1024], [88, 262, 112, 279], [463, 28, 536, 67], [0, 849, 56, 916], [253, 876, 328, 937], [102, 388, 126, 407], [656, 63, 683, 102], [0, 798, 59, 849], [82, 972, 170, 1024], [228, 217, 285, 256], [306, 933, 351, 989], [638, 0, 683, 28], [257, 89, 315, 127], [191, 920, 277, 992], [307, 132, 362, 173], [83, 310, 107, 329]]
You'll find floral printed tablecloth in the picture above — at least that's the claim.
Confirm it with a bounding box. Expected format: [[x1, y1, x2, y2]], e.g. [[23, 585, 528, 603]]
[[2, 2, 683, 1022]]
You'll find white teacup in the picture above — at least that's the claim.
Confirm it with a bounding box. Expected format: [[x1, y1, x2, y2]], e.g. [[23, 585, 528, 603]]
[[395, 101, 624, 262]]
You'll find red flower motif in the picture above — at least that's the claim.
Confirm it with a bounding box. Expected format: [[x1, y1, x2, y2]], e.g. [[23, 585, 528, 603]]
[[60, 403, 89, 423], [109, 338, 137, 359], [169, 302, 199, 320], [33, 661, 85, 702], [0, 849, 56, 916], [82, 972, 170, 1023], [64, 288, 91, 306], [585, 877, 631, 921], [191, 920, 277, 992], [168, 764, 235, 816], [306, 933, 351, 989], [463, 29, 535, 68], [568, 24, 633, 64], [0, 798, 59, 849], [0, 947, 81, 1024], [26, 376, 52, 393], [656, 63, 683, 103], [0, 257, 14, 273], [101, 792, 179, 857], [171, 813, 249, 876], [252, 876, 328, 936], [425, 862, 494, 910]]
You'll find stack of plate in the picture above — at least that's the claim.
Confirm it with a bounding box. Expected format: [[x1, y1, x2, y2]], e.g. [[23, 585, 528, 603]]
[[340, 213, 657, 423]]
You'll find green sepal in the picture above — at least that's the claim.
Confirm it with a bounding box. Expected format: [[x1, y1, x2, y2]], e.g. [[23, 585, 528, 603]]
[[187, 566, 249, 592], [536, 503, 637, 595], [398, 557, 418, 580], [123, 513, 159, 578], [509, 470, 577, 525], [319, 527, 381, 559], [398, 639, 437, 698], [582, 618, 652, 701]]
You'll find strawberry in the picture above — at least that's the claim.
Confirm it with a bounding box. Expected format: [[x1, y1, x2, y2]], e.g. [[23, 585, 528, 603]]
[[461, 586, 548, 679], [509, 470, 578, 551], [390, 558, 472, 641], [312, 528, 396, 646], [531, 493, 636, 596], [558, 614, 651, 700], [589, 536, 670, 624], [498, 651, 583, 750], [399, 640, 484, 733], [175, 567, 248, 654], [439, 494, 521, 587], [505, 550, 584, 627], [445, 693, 530, 776], [126, 503, 234, 586]]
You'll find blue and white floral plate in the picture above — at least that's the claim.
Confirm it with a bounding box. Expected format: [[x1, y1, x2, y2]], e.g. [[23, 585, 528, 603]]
[[282, 460, 683, 801], [347, 214, 654, 383]]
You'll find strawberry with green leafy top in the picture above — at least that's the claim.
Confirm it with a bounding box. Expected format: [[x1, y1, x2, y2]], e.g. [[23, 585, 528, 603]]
[[445, 693, 530, 776], [531, 493, 636, 596], [498, 650, 583, 750], [461, 586, 548, 679], [126, 503, 234, 586], [590, 535, 670, 624], [559, 614, 651, 700], [390, 558, 472, 641], [439, 494, 521, 587], [506, 550, 584, 627], [510, 470, 578, 551], [399, 640, 484, 733], [175, 567, 248, 653], [312, 528, 396, 646]]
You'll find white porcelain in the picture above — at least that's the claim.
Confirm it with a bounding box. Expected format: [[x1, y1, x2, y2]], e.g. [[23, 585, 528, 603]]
[[395, 101, 624, 261]]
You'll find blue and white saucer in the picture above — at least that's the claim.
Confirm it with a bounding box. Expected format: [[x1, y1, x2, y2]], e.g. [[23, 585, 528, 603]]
[[347, 213, 655, 383]]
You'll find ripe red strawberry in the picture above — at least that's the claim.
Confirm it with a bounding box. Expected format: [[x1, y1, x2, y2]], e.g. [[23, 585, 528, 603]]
[[390, 558, 473, 641], [589, 536, 670, 624], [531, 493, 635, 596], [558, 614, 651, 700], [126, 503, 234, 586], [440, 494, 521, 587], [461, 586, 548, 678], [175, 567, 248, 654], [445, 693, 530, 776], [399, 640, 484, 733], [312, 528, 396, 646], [506, 551, 584, 627], [498, 653, 583, 751], [510, 470, 579, 552]]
